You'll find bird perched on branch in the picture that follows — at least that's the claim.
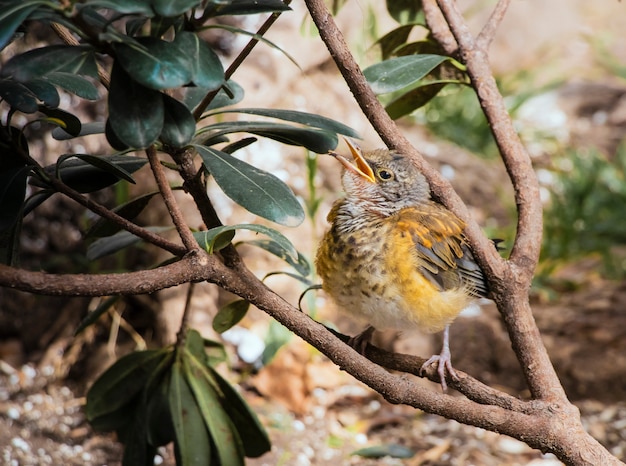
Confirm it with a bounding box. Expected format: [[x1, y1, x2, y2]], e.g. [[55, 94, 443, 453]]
[[315, 140, 489, 390]]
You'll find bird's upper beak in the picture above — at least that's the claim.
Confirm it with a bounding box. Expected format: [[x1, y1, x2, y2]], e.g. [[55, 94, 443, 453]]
[[328, 138, 376, 183]]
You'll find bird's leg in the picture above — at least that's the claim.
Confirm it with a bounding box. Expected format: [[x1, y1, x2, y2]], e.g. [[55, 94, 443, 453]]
[[347, 325, 376, 354], [420, 324, 459, 391]]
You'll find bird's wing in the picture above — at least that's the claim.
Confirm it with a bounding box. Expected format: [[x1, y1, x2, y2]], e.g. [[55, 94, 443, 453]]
[[396, 204, 489, 298]]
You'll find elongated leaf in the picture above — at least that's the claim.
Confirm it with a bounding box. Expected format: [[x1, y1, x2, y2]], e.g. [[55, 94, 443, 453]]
[[0, 1, 46, 51], [214, 0, 291, 16], [108, 63, 164, 148], [211, 367, 271, 457], [85, 191, 159, 238], [83, 0, 154, 15], [195, 146, 304, 226], [169, 359, 213, 466], [44, 72, 99, 100], [152, 0, 203, 16], [113, 37, 192, 90], [176, 31, 224, 90], [0, 79, 38, 113], [194, 224, 298, 261], [186, 80, 244, 113], [213, 108, 359, 138], [2, 45, 98, 81], [385, 81, 449, 119], [386, 0, 424, 25], [213, 300, 249, 333], [0, 166, 30, 232], [353, 444, 415, 459], [374, 24, 416, 60], [53, 121, 105, 140], [364, 54, 450, 94], [23, 79, 59, 108], [145, 370, 175, 447], [160, 94, 196, 147], [244, 238, 311, 276], [183, 350, 245, 466], [86, 226, 172, 260], [86, 349, 169, 421], [38, 107, 81, 136]]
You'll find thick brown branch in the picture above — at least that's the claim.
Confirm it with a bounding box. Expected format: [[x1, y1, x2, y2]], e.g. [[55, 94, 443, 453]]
[[147, 146, 198, 251], [422, 0, 458, 55]]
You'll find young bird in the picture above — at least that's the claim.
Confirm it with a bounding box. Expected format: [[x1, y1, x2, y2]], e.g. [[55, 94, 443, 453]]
[[315, 140, 488, 390]]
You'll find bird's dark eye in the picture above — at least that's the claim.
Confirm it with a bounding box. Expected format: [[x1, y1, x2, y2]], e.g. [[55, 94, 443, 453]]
[[377, 168, 394, 180]]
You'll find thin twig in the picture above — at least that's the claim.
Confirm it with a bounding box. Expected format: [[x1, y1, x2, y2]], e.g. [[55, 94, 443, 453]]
[[192, 0, 292, 120], [175, 283, 195, 348], [476, 0, 512, 50], [422, 0, 458, 55], [146, 146, 198, 251]]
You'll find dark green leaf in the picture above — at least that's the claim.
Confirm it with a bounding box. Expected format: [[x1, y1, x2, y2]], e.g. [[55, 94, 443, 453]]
[[2, 45, 98, 81], [85, 191, 159, 238], [195, 146, 304, 226], [108, 63, 164, 148], [211, 367, 271, 457], [183, 350, 245, 466], [105, 119, 130, 151], [44, 72, 99, 100], [186, 80, 244, 113], [83, 0, 154, 15], [222, 137, 257, 154], [37, 107, 81, 136], [113, 37, 192, 90], [364, 54, 450, 94], [214, 0, 291, 16], [146, 370, 175, 447], [176, 31, 224, 90], [0, 79, 38, 113], [86, 349, 170, 421], [244, 239, 311, 276], [193, 227, 235, 254], [213, 108, 360, 138], [385, 81, 449, 119], [153, 0, 203, 17], [212, 300, 249, 333], [374, 24, 416, 60], [169, 359, 213, 466], [75, 296, 120, 335], [0, 1, 47, 51], [23, 79, 59, 108], [386, 0, 423, 25], [352, 444, 415, 459], [198, 121, 337, 153], [160, 94, 196, 147], [0, 166, 30, 232], [22, 190, 51, 217], [52, 121, 105, 140], [86, 226, 172, 260], [121, 418, 155, 466]]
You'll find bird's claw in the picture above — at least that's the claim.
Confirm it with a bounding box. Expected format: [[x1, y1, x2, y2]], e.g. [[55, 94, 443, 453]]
[[420, 353, 459, 392]]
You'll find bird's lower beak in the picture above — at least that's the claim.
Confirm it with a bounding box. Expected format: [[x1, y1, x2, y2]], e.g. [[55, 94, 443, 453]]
[[329, 138, 376, 183]]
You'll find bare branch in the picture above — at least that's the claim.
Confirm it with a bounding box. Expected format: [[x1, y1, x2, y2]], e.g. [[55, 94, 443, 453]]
[[147, 146, 198, 251], [422, 0, 457, 55], [477, 0, 512, 50]]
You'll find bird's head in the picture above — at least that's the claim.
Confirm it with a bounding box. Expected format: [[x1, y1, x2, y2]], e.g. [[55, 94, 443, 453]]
[[329, 139, 431, 216]]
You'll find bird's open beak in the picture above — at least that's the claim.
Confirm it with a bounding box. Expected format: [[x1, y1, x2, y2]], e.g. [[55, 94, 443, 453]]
[[328, 138, 376, 183]]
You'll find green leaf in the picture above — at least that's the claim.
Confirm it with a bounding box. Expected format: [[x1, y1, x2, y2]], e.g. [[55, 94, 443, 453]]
[[2, 45, 98, 82], [176, 31, 224, 90], [183, 350, 245, 466], [152, 0, 203, 16], [34, 154, 147, 193], [86, 349, 170, 421], [108, 63, 164, 148], [364, 54, 450, 94], [86, 226, 172, 260], [385, 81, 449, 119], [212, 300, 250, 333], [160, 94, 196, 147], [44, 72, 99, 100], [75, 296, 120, 335], [37, 107, 81, 136], [211, 367, 271, 458], [374, 24, 416, 60], [198, 121, 337, 153], [83, 0, 154, 15], [169, 359, 213, 466], [85, 191, 159, 238], [212, 108, 360, 138], [244, 239, 311, 276], [195, 146, 304, 226], [0, 1, 46, 51], [0, 166, 30, 232], [0, 79, 39, 113], [386, 0, 424, 25], [352, 444, 415, 459], [146, 370, 175, 447], [194, 224, 298, 262], [113, 37, 192, 90], [193, 228, 235, 254], [23, 78, 59, 108], [214, 0, 291, 16], [52, 121, 105, 140]]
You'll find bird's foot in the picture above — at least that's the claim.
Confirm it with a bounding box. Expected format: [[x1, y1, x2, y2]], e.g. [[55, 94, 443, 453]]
[[347, 326, 375, 354], [419, 348, 459, 392]]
